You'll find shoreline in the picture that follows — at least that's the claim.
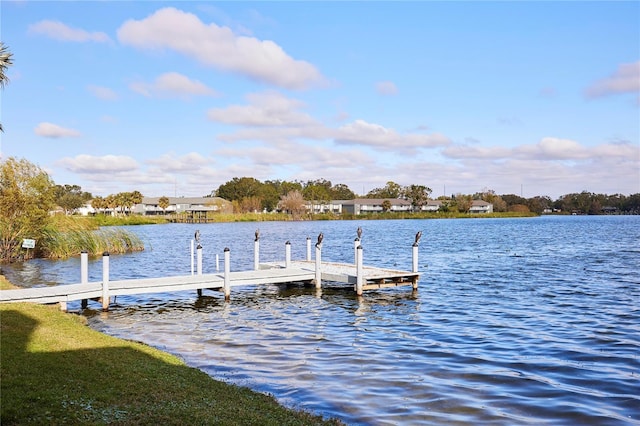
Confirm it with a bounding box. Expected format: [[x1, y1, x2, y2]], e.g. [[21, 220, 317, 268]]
[[0, 274, 343, 425]]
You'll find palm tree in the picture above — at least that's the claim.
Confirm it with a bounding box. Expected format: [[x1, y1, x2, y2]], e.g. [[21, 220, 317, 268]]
[[0, 42, 14, 132]]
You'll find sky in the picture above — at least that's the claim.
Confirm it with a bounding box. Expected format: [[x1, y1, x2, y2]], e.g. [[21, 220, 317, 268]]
[[1, 1, 639, 200]]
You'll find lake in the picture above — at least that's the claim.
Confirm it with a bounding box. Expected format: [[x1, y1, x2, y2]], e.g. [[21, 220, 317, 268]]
[[4, 215, 640, 425]]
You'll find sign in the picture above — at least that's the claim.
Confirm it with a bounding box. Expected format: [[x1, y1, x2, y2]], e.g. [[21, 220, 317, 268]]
[[22, 239, 36, 249]]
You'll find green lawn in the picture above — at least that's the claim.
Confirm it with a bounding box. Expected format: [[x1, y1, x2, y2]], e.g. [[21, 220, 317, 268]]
[[0, 297, 341, 425]]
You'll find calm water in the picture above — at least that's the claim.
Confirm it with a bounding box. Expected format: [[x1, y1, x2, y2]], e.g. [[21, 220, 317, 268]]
[[5, 216, 640, 425]]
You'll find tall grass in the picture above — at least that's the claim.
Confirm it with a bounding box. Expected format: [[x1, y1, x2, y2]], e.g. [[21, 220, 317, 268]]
[[38, 216, 144, 259]]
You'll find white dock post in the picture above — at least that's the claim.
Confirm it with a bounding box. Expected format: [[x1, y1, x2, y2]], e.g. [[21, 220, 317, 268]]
[[315, 242, 322, 289], [254, 238, 260, 270], [190, 239, 195, 275], [285, 241, 291, 268], [216, 254, 220, 272], [224, 247, 231, 300], [412, 241, 419, 290], [356, 245, 364, 295], [354, 238, 361, 264], [197, 244, 203, 275], [80, 251, 89, 309], [306, 237, 311, 261], [101, 252, 110, 311]]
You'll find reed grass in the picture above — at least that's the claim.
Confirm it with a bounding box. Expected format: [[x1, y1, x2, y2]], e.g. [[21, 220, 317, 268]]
[[38, 216, 144, 259]]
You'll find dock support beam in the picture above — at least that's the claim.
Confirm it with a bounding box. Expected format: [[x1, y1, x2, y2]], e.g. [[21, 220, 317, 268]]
[[224, 248, 231, 300], [356, 245, 364, 295], [102, 252, 110, 311], [315, 243, 322, 288], [306, 237, 311, 261], [285, 241, 291, 268], [80, 251, 88, 309]]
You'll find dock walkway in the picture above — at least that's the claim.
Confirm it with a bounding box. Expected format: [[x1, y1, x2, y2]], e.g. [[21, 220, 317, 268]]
[[1, 234, 422, 311], [0, 261, 419, 311]]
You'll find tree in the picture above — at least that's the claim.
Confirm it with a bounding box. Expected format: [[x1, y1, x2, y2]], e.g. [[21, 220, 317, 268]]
[[54, 184, 93, 214], [303, 179, 331, 212], [91, 196, 106, 214], [381, 199, 392, 212], [366, 181, 403, 199], [279, 190, 306, 219], [0, 42, 14, 133], [454, 193, 473, 213], [404, 184, 432, 212], [0, 157, 55, 261], [216, 177, 263, 202], [158, 196, 170, 215], [330, 183, 356, 200]]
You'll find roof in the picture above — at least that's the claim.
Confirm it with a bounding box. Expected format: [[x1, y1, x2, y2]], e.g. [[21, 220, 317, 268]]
[[141, 196, 228, 205]]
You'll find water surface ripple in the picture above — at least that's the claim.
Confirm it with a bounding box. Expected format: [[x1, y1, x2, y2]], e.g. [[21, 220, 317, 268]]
[[6, 216, 639, 425]]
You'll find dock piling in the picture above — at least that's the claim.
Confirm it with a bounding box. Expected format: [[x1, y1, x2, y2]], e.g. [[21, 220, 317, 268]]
[[101, 252, 110, 311], [285, 241, 291, 268], [80, 251, 88, 309], [197, 244, 203, 275], [224, 248, 231, 300], [315, 242, 322, 289], [254, 237, 260, 271], [190, 240, 195, 275], [356, 245, 364, 295], [306, 237, 311, 261]]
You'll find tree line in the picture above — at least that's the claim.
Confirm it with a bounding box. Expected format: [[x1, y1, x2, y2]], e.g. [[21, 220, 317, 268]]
[[212, 177, 640, 215]]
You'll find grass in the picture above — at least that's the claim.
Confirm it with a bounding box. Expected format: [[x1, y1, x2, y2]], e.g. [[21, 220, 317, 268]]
[[36, 216, 145, 259], [0, 292, 342, 425]]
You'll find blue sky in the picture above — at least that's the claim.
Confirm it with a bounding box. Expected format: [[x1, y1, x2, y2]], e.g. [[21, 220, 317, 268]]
[[1, 1, 638, 200]]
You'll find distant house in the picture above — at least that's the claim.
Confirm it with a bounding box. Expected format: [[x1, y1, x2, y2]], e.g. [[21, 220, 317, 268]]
[[132, 197, 231, 216], [306, 200, 347, 214], [421, 200, 442, 212], [341, 198, 413, 215], [469, 200, 493, 214]]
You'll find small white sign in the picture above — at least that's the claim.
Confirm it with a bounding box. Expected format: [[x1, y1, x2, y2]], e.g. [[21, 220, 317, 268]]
[[22, 239, 36, 249]]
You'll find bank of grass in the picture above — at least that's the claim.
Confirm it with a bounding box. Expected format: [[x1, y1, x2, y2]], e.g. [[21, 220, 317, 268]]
[[0, 297, 341, 425], [37, 216, 144, 259], [91, 214, 170, 226]]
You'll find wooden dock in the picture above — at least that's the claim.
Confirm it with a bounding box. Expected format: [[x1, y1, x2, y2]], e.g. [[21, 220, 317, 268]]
[[0, 233, 422, 311]]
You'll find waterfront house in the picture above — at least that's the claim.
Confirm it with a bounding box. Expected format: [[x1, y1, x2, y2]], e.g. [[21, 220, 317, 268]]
[[341, 198, 413, 214], [132, 197, 231, 216], [469, 200, 494, 214]]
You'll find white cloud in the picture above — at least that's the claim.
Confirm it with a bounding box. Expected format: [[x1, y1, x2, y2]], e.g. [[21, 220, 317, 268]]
[[57, 154, 138, 174], [146, 152, 211, 173], [208, 91, 318, 127], [375, 81, 398, 96], [34, 122, 81, 138], [117, 7, 325, 90], [87, 85, 119, 101], [130, 72, 218, 98], [585, 60, 640, 99], [28, 20, 110, 43], [335, 119, 450, 152]]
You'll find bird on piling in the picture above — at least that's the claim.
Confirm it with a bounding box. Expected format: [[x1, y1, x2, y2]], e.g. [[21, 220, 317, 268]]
[[414, 231, 422, 246], [194, 229, 201, 243], [255, 229, 260, 241], [357, 226, 363, 241], [316, 232, 324, 248]]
